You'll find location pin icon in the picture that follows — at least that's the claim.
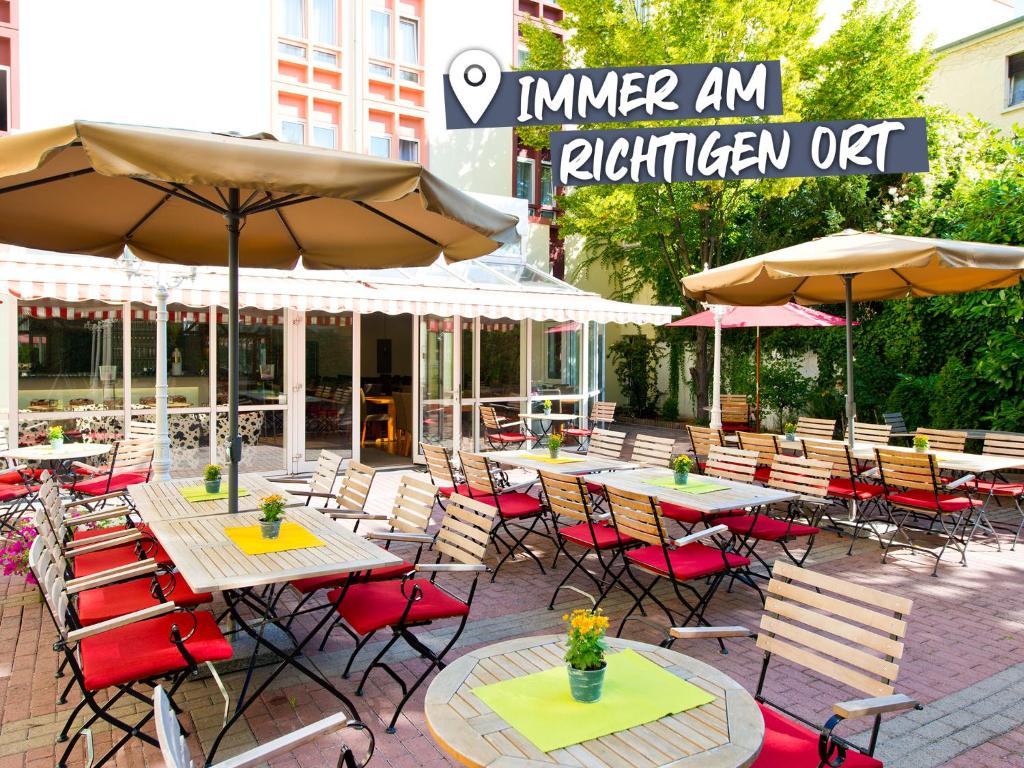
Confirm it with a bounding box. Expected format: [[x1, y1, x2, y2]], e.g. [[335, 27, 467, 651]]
[[449, 49, 501, 125]]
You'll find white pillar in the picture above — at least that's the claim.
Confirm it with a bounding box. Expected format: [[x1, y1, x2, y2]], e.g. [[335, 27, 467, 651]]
[[152, 285, 172, 481], [708, 304, 726, 430]]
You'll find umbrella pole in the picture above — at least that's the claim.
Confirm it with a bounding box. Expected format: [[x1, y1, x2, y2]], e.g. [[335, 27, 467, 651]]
[[754, 326, 761, 431], [843, 274, 856, 446], [226, 188, 242, 514]]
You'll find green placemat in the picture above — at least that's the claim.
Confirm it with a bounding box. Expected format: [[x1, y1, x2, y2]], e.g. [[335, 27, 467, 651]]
[[471, 649, 714, 752], [180, 486, 251, 502], [643, 477, 729, 494]]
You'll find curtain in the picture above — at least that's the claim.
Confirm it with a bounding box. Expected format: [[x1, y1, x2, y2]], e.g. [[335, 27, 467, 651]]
[[280, 0, 304, 37], [399, 18, 418, 64], [370, 9, 391, 58], [312, 0, 336, 45]]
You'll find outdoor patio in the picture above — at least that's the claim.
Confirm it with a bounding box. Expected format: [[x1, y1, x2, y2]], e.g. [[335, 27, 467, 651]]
[[1, 425, 1022, 768]]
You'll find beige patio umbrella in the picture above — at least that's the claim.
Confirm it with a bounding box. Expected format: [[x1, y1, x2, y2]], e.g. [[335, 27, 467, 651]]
[[681, 229, 1024, 444], [0, 121, 519, 511]]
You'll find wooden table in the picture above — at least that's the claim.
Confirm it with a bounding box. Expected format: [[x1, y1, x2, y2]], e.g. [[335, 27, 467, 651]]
[[481, 449, 636, 475], [366, 395, 397, 441], [519, 413, 580, 445], [600, 467, 798, 515], [425, 634, 763, 768], [3, 442, 112, 463], [794, 437, 1024, 474], [129, 473, 298, 522]]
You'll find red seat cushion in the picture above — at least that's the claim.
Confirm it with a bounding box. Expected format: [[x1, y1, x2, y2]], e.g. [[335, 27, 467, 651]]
[[0, 469, 43, 484], [558, 521, 633, 550], [723, 515, 820, 541], [888, 489, 981, 513], [972, 480, 1024, 497], [827, 478, 884, 501], [722, 423, 753, 433], [76, 575, 213, 625], [72, 539, 174, 578], [564, 428, 592, 437], [290, 560, 416, 594], [0, 483, 33, 501], [626, 543, 749, 580], [438, 483, 472, 498], [80, 610, 232, 691], [660, 502, 743, 525], [753, 467, 773, 483], [585, 481, 604, 495], [754, 703, 883, 768], [490, 433, 530, 444], [474, 491, 543, 518], [65, 472, 149, 496], [328, 579, 469, 636]]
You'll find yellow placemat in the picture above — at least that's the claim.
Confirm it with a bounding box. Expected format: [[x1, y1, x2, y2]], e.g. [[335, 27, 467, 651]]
[[517, 452, 586, 465], [180, 486, 251, 502], [224, 522, 326, 555], [644, 477, 729, 494], [472, 649, 715, 752]]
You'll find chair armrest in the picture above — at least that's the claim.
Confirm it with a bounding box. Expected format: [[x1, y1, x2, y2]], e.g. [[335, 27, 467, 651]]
[[859, 467, 881, 479], [415, 563, 488, 573], [65, 527, 134, 545], [289, 489, 336, 499], [67, 602, 178, 643], [367, 531, 434, 544], [328, 511, 390, 521], [832, 694, 920, 720], [270, 476, 312, 484], [65, 560, 158, 594], [70, 461, 103, 474], [669, 625, 754, 641], [65, 506, 133, 525], [215, 713, 363, 768], [673, 524, 727, 548], [945, 474, 976, 491], [64, 492, 125, 507], [65, 530, 142, 555]]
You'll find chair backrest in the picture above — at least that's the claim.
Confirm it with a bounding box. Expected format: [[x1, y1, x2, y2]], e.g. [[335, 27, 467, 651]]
[[435, 493, 499, 565], [982, 432, 1024, 458], [854, 422, 893, 445], [390, 475, 436, 534], [605, 485, 668, 548], [874, 448, 939, 496], [802, 440, 857, 481], [914, 428, 967, 453], [686, 425, 722, 465], [111, 438, 155, 479], [795, 417, 836, 441], [422, 443, 459, 488], [629, 433, 675, 468], [883, 412, 908, 433], [766, 454, 831, 499], [479, 405, 505, 432], [587, 427, 626, 460], [0, 425, 9, 453], [736, 432, 780, 467], [704, 446, 758, 484], [458, 451, 495, 498], [538, 470, 592, 526], [154, 685, 196, 768], [720, 394, 750, 425], [28, 536, 70, 642], [335, 461, 376, 511], [758, 560, 912, 700], [589, 401, 617, 423], [127, 420, 158, 439], [310, 450, 345, 497]]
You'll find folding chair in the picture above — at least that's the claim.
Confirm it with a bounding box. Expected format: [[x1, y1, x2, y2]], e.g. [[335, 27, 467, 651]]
[[563, 401, 617, 452], [63, 438, 154, 510], [459, 450, 549, 581], [795, 417, 837, 441], [720, 394, 754, 433], [327, 493, 498, 733], [289, 461, 376, 526], [480, 405, 533, 451], [666, 560, 920, 768], [913, 428, 967, 453], [271, 449, 345, 506], [969, 433, 1024, 550], [28, 536, 233, 768], [154, 685, 373, 768], [854, 422, 893, 446], [722, 454, 831, 574], [629, 432, 675, 468], [685, 424, 722, 473], [539, 470, 637, 610], [604, 485, 748, 641], [883, 412, 914, 440], [875, 447, 980, 576], [660, 446, 757, 532], [737, 432, 782, 483], [581, 427, 628, 510], [421, 442, 470, 504], [802, 441, 887, 552]]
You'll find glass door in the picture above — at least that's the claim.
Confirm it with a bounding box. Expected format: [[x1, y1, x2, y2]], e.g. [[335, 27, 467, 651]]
[[302, 312, 354, 465], [417, 314, 459, 457]]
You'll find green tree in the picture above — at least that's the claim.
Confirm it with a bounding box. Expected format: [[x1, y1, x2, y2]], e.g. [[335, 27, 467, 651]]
[[521, 0, 933, 419]]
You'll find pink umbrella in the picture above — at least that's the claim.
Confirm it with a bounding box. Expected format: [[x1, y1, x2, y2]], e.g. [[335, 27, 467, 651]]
[[667, 303, 851, 428]]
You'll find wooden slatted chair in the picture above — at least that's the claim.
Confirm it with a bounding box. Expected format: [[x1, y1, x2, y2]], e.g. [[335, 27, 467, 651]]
[[685, 424, 722, 473], [28, 535, 233, 768], [629, 432, 676, 468], [539, 470, 638, 610], [875, 448, 980, 576], [295, 461, 376, 525], [795, 417, 837, 441], [854, 422, 893, 446], [737, 432, 782, 483], [667, 560, 919, 768], [272, 449, 345, 506], [802, 441, 887, 553], [580, 427, 629, 509], [480, 405, 533, 451], [421, 442, 470, 504], [0, 426, 39, 536], [883, 412, 914, 440], [563, 401, 617, 452], [127, 420, 158, 439], [603, 485, 747, 641], [721, 394, 754, 433], [914, 428, 967, 453], [154, 685, 373, 768], [722, 454, 831, 574], [970, 433, 1024, 550], [459, 451, 548, 580], [327, 493, 498, 733], [660, 447, 757, 532], [64, 438, 154, 510]]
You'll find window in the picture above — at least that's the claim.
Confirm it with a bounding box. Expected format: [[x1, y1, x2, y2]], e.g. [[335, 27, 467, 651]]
[[312, 124, 337, 149], [515, 158, 535, 201], [278, 41, 306, 58], [518, 46, 530, 68], [399, 69, 420, 84], [399, 138, 420, 162], [369, 135, 392, 158], [1009, 53, 1024, 108], [399, 17, 419, 65], [540, 161, 553, 207], [370, 9, 391, 58], [280, 0, 304, 37], [313, 49, 338, 66], [368, 61, 393, 79], [311, 0, 337, 44], [0, 66, 9, 133], [280, 120, 305, 144]]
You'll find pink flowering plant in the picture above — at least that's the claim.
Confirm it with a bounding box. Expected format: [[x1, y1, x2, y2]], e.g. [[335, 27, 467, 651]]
[[0, 525, 39, 585]]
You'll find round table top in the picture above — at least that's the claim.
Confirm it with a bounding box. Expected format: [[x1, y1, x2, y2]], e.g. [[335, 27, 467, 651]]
[[3, 443, 113, 462], [518, 413, 580, 421], [425, 634, 763, 768]]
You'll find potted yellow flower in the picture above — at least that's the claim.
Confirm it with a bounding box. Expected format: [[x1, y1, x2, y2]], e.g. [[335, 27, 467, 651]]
[[783, 422, 797, 442], [48, 425, 64, 450], [203, 464, 222, 494], [564, 608, 609, 703], [543, 399, 553, 416], [548, 432, 564, 459], [672, 455, 693, 484], [913, 435, 929, 453], [258, 494, 286, 539]]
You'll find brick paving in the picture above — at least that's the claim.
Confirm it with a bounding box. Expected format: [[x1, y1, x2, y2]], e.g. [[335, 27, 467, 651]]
[[1, 429, 1023, 767]]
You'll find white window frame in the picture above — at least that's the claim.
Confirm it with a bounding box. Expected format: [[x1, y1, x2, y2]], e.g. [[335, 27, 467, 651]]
[[279, 0, 306, 39], [279, 119, 306, 144], [369, 8, 392, 59], [515, 157, 536, 203], [398, 16, 420, 66], [311, 123, 338, 149], [1008, 52, 1024, 109], [398, 137, 420, 163], [369, 134, 392, 159]]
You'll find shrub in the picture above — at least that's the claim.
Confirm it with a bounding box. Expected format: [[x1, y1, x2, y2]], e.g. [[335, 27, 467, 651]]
[[884, 374, 936, 431], [609, 334, 663, 418], [930, 357, 985, 429]]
